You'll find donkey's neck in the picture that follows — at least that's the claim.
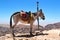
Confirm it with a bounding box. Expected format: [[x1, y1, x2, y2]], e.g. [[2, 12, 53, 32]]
[[33, 12, 39, 20]]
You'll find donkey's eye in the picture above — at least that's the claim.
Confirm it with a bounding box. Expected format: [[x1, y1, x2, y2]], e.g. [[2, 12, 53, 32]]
[[43, 16, 45, 17]]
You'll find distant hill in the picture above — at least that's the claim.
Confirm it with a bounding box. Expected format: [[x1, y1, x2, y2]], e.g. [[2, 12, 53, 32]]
[[0, 24, 10, 28], [45, 22, 60, 30]]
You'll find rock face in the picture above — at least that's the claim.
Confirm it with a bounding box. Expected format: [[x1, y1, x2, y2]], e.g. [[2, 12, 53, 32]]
[[45, 22, 60, 30]]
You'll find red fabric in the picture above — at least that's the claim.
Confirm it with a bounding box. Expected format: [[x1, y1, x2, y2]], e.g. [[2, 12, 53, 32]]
[[21, 13, 28, 21], [22, 14, 26, 17]]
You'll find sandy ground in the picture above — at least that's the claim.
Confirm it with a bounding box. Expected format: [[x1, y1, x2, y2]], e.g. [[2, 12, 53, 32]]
[[0, 29, 60, 40]]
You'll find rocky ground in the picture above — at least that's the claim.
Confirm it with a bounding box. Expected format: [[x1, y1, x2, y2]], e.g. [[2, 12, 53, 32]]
[[0, 22, 60, 40], [0, 29, 60, 40]]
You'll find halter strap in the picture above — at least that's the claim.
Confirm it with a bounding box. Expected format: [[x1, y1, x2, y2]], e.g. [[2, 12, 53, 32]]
[[30, 13, 33, 18]]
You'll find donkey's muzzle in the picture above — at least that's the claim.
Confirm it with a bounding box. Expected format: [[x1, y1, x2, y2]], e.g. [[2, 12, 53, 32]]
[[43, 17, 45, 20]]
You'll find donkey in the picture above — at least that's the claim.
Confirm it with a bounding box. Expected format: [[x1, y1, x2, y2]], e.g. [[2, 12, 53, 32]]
[[10, 9, 45, 36]]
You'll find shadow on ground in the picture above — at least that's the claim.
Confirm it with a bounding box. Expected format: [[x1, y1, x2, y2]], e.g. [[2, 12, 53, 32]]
[[15, 33, 48, 38]]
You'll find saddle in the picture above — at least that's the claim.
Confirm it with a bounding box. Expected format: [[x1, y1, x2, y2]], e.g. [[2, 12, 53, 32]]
[[20, 11, 31, 21]]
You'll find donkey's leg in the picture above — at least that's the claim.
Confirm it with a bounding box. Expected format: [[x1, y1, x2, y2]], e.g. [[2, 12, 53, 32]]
[[12, 23, 18, 37], [30, 21, 33, 36], [10, 21, 18, 40], [12, 17, 18, 37]]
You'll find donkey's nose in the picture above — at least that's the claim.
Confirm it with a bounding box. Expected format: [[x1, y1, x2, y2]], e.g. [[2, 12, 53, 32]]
[[43, 18, 45, 20]]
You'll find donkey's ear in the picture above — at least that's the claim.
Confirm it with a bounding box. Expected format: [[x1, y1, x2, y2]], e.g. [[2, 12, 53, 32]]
[[40, 9, 42, 11], [21, 10, 24, 12]]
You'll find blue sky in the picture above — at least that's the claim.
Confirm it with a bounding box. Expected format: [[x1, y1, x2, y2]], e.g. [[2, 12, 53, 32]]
[[0, 0, 60, 26]]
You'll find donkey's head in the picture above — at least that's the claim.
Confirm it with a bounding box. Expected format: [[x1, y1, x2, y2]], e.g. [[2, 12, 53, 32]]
[[39, 9, 45, 20]]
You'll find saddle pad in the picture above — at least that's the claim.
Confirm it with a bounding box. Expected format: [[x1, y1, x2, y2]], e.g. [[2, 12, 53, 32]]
[[22, 13, 27, 17], [21, 13, 28, 21]]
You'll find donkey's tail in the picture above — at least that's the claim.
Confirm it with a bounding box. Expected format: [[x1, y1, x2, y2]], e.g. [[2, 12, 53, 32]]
[[10, 12, 20, 28], [10, 15, 13, 28]]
